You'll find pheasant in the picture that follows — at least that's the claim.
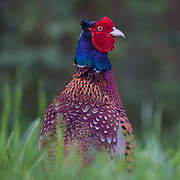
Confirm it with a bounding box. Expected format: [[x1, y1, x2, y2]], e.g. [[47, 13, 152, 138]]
[[39, 16, 135, 167]]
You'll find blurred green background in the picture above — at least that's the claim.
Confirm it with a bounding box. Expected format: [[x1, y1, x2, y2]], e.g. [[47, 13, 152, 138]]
[[0, 0, 180, 145]]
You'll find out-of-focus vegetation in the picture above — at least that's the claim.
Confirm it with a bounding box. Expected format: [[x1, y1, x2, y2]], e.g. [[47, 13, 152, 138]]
[[0, 80, 179, 179], [0, 0, 180, 178]]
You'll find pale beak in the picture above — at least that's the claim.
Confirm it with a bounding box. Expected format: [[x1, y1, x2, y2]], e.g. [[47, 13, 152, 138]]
[[110, 27, 125, 38]]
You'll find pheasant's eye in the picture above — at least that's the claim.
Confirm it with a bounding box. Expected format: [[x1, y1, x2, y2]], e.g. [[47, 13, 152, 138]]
[[97, 26, 103, 31]]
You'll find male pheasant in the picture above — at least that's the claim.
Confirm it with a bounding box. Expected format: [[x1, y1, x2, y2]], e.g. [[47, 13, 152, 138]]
[[39, 16, 135, 167]]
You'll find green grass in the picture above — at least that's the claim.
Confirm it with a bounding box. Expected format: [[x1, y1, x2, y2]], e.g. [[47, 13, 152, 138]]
[[0, 76, 179, 180]]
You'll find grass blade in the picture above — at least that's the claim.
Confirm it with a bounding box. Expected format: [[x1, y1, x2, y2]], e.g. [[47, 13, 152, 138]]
[[19, 119, 40, 163], [0, 82, 11, 150], [13, 71, 22, 145], [153, 102, 163, 141]]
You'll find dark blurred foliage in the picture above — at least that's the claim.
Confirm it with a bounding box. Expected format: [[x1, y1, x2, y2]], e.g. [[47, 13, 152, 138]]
[[0, 0, 180, 144]]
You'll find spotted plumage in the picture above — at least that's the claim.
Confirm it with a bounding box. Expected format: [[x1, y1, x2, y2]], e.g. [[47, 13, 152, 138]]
[[39, 16, 135, 169]]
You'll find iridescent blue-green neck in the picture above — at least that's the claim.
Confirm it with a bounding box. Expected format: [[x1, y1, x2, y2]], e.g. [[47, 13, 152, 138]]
[[74, 30, 112, 72]]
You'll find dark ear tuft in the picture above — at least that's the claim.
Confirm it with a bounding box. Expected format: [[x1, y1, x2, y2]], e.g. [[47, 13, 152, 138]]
[[81, 19, 96, 29], [81, 19, 90, 29]]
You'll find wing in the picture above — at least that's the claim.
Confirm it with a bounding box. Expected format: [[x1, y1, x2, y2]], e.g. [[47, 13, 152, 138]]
[[39, 97, 64, 150], [118, 106, 136, 170], [104, 69, 136, 168]]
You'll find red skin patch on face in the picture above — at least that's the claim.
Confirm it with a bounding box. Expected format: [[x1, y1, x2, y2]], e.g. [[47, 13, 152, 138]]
[[89, 16, 116, 53]]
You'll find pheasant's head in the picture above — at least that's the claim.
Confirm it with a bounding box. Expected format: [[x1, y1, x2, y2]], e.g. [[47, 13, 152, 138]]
[[75, 16, 125, 72], [81, 16, 125, 53]]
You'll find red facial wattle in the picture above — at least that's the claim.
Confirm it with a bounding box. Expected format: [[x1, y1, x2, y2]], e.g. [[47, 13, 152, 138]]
[[89, 16, 116, 53]]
